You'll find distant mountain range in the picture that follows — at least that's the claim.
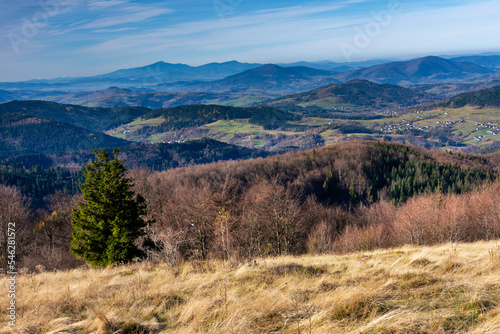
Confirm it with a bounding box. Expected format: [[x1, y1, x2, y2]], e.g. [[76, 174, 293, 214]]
[[0, 59, 392, 91], [3, 55, 497, 94], [1, 55, 500, 109], [409, 80, 500, 98], [0, 61, 263, 91], [337, 56, 494, 85], [450, 55, 500, 70], [37, 88, 239, 109], [278, 59, 398, 72], [165, 64, 340, 94]]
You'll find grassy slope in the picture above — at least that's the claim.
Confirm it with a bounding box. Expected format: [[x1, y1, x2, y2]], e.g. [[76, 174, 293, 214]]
[[3, 241, 500, 333], [360, 106, 500, 147], [105, 102, 500, 152]]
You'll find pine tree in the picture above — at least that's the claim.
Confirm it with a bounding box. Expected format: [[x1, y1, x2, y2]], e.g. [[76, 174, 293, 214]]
[[70, 148, 147, 267]]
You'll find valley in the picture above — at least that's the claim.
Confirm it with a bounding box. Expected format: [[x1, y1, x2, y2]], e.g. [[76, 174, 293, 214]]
[[3, 2, 500, 333], [1, 56, 499, 158]]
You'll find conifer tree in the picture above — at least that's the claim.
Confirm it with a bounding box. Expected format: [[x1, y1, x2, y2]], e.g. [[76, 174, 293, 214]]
[[70, 148, 147, 267]]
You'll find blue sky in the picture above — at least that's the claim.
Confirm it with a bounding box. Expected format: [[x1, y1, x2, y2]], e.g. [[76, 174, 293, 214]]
[[2, 0, 500, 81]]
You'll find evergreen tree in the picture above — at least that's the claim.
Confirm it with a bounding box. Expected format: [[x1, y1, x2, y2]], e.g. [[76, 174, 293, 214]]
[[70, 148, 147, 267]]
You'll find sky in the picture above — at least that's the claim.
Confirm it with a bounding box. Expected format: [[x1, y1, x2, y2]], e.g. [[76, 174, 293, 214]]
[[1, 0, 500, 81]]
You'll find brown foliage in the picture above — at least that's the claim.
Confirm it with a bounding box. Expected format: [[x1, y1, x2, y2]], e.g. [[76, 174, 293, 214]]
[[333, 182, 500, 253], [24, 191, 83, 271], [123, 142, 500, 261], [0, 185, 31, 270]]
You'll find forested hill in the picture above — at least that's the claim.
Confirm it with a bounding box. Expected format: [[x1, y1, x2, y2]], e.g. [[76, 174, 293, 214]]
[[0, 100, 151, 131], [145, 140, 499, 208], [142, 104, 294, 129], [0, 138, 267, 206], [438, 84, 500, 108], [261, 79, 435, 112], [0, 114, 128, 158], [118, 138, 267, 171]]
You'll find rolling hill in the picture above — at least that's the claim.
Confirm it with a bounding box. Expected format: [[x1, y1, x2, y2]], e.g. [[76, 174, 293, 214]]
[[337, 56, 494, 85], [0, 100, 151, 132], [107, 104, 301, 147], [0, 59, 378, 92], [138, 104, 294, 130], [451, 55, 500, 70], [38, 88, 238, 109], [81, 60, 264, 86], [409, 80, 500, 98], [0, 114, 128, 158], [0, 61, 264, 91], [438, 84, 500, 108], [0, 90, 18, 103], [118, 138, 267, 171], [167, 64, 340, 94], [0, 88, 273, 109], [0, 137, 267, 172], [262, 79, 435, 112]]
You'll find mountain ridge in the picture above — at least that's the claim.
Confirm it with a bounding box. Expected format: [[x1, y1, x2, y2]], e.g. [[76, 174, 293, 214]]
[[337, 56, 494, 85]]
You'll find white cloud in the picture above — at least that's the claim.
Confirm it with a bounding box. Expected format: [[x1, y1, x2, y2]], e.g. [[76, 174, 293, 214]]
[[87, 0, 130, 9], [2, 0, 500, 80], [80, 1, 369, 54], [77, 6, 172, 29], [91, 27, 136, 33]]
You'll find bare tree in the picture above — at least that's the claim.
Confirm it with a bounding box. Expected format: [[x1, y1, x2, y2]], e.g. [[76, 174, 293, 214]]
[[240, 178, 307, 257], [0, 185, 31, 270]]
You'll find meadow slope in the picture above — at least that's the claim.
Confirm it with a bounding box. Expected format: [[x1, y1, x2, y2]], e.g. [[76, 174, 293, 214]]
[[2, 241, 500, 333]]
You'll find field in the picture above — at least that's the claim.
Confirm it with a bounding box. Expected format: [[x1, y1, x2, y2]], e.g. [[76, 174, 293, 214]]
[[106, 105, 500, 152], [2, 241, 500, 333], [361, 106, 500, 148], [107, 117, 166, 142]]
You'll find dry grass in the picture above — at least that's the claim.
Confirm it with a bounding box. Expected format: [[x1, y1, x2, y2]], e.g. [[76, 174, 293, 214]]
[[2, 241, 500, 333]]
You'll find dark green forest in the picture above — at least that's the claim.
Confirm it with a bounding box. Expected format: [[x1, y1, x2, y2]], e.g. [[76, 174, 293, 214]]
[[141, 104, 295, 131], [0, 114, 128, 158], [439, 84, 500, 108], [0, 100, 151, 131]]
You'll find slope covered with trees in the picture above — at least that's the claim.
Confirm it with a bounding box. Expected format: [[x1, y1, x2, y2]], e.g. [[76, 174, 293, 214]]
[[119, 138, 267, 171], [262, 79, 435, 112], [0, 139, 267, 206], [0, 100, 150, 131], [4, 141, 500, 277], [184, 64, 339, 93], [0, 114, 128, 158], [337, 56, 493, 85], [126, 141, 499, 262], [438, 84, 500, 108], [138, 104, 295, 131]]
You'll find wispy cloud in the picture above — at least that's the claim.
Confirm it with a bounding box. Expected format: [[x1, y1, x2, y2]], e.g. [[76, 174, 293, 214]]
[[88, 0, 130, 9], [80, 1, 369, 54], [91, 27, 137, 33], [1, 0, 500, 81], [77, 6, 172, 29]]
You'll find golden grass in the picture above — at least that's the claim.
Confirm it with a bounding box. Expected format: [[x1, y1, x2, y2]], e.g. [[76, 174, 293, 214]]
[[2, 241, 500, 333]]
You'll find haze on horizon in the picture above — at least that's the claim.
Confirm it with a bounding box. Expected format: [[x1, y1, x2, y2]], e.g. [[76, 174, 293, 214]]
[[1, 0, 500, 82]]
